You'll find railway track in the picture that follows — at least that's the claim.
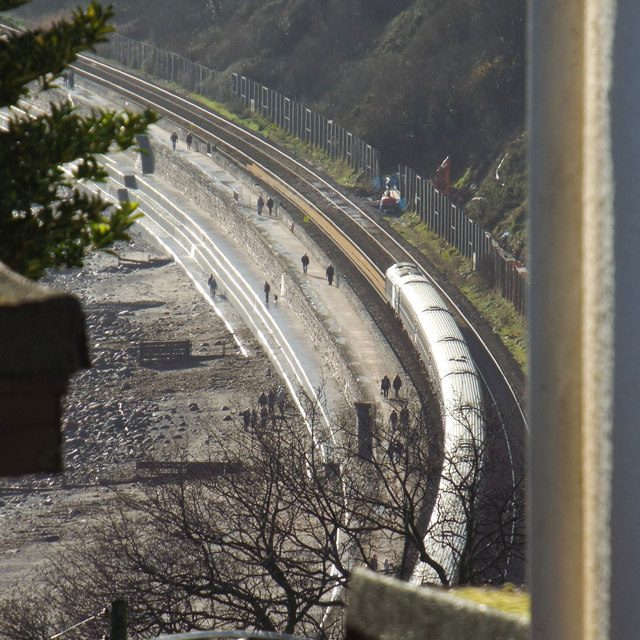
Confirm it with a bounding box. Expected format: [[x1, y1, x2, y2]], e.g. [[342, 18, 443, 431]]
[[72, 54, 526, 441], [1, 21, 527, 583]]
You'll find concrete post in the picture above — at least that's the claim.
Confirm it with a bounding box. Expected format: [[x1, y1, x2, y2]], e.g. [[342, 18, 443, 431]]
[[528, 0, 636, 639], [354, 402, 372, 461]]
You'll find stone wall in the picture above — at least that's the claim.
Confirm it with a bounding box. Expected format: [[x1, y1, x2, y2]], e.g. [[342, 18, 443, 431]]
[[146, 139, 363, 404], [346, 568, 529, 640]]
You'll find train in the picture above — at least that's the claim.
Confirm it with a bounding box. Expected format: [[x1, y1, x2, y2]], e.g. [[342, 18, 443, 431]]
[[385, 262, 486, 585]]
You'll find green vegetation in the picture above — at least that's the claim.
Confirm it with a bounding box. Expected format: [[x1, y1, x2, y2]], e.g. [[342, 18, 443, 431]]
[[452, 583, 530, 618], [0, 0, 157, 279], [390, 211, 527, 371], [13, 0, 526, 215], [465, 134, 528, 261], [192, 93, 366, 188], [9, 0, 527, 336]]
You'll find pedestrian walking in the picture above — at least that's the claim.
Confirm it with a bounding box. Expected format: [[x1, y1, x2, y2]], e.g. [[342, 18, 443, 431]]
[[301, 253, 310, 274], [278, 387, 286, 415], [390, 410, 398, 431], [399, 403, 409, 430], [383, 558, 390, 573], [208, 274, 218, 298], [381, 375, 391, 398], [268, 389, 276, 413], [326, 263, 335, 286], [260, 405, 268, 429], [170, 131, 178, 150], [266, 196, 274, 216], [258, 391, 268, 408], [257, 195, 264, 216], [370, 553, 378, 571], [264, 280, 271, 303], [393, 374, 402, 398], [242, 408, 251, 431], [186, 132, 193, 150]]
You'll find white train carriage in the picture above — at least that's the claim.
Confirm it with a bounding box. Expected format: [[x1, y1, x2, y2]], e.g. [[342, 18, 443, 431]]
[[385, 262, 486, 585]]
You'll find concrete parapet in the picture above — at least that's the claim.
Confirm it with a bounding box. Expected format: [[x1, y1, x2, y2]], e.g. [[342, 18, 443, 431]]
[[0, 262, 89, 475], [346, 568, 529, 640]]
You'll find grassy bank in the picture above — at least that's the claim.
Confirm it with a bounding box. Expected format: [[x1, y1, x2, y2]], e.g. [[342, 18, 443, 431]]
[[390, 211, 527, 372]]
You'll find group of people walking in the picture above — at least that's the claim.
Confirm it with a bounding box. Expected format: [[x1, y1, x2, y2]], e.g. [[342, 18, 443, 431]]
[[389, 403, 409, 432], [257, 195, 274, 216], [241, 387, 287, 431], [261, 254, 336, 306], [300, 253, 335, 285], [369, 553, 394, 575], [170, 130, 194, 151], [380, 374, 402, 398]]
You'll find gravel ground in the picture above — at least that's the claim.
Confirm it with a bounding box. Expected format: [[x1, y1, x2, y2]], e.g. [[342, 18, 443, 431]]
[[0, 226, 273, 592]]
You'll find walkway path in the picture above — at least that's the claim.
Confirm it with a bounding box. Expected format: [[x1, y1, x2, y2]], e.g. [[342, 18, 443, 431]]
[[73, 76, 408, 419]]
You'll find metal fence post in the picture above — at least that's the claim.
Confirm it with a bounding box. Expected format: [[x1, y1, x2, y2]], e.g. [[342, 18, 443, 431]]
[[111, 599, 127, 640]]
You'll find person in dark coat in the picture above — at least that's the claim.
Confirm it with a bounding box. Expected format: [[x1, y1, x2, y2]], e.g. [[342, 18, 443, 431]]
[[242, 408, 251, 431], [257, 195, 264, 215], [264, 281, 271, 303], [393, 374, 402, 398], [301, 253, 310, 274], [390, 410, 398, 431], [326, 264, 335, 285], [260, 405, 268, 429], [267, 389, 276, 413], [266, 196, 274, 216], [258, 392, 268, 408], [170, 131, 178, 150], [186, 132, 193, 150], [381, 375, 391, 398], [399, 404, 409, 430], [208, 274, 217, 297]]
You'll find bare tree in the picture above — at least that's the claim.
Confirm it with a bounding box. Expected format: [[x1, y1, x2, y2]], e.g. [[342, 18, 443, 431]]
[[0, 394, 524, 637]]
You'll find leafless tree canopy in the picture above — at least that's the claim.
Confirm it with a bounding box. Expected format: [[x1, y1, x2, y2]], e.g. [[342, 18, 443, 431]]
[[0, 394, 523, 639]]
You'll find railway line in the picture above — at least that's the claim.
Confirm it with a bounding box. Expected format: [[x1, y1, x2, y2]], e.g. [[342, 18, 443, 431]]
[[0, 26, 528, 584], [0, 16, 525, 436], [72, 53, 526, 445], [68, 56, 527, 582]]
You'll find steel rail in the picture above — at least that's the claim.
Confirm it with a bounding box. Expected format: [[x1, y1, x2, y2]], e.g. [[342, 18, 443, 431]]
[[0, 19, 526, 433], [73, 56, 389, 297], [71, 53, 527, 433], [74, 60, 526, 578]]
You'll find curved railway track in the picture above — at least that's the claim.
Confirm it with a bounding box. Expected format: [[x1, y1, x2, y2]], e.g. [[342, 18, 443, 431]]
[[1, 22, 528, 583], [72, 55, 526, 438]]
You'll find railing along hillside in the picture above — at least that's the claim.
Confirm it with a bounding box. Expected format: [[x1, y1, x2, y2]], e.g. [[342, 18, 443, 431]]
[[98, 32, 526, 314], [397, 165, 527, 314]]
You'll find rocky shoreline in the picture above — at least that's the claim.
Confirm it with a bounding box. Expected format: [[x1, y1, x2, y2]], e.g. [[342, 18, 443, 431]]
[[0, 226, 272, 592]]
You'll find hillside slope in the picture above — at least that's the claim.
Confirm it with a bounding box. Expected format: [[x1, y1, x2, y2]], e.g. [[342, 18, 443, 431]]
[[12, 0, 527, 256]]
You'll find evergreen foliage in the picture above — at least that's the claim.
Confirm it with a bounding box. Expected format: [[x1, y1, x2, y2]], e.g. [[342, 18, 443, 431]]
[[0, 0, 157, 279]]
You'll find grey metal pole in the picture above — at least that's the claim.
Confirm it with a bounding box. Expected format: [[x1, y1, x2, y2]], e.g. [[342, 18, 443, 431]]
[[110, 599, 127, 640]]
